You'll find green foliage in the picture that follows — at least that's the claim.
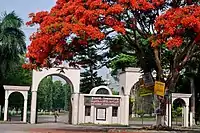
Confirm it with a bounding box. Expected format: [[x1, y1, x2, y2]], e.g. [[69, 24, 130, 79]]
[[80, 71, 105, 94], [37, 76, 71, 111], [0, 57, 32, 110], [0, 11, 26, 78], [8, 92, 24, 111], [0, 11, 26, 108], [109, 54, 138, 76], [112, 90, 119, 95], [52, 81, 68, 110], [77, 41, 105, 93], [4, 57, 32, 86], [172, 107, 182, 118], [136, 110, 145, 117], [107, 35, 156, 73]]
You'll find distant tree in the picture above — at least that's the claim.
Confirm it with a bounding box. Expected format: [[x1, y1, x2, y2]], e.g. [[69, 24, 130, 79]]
[[4, 57, 32, 86], [109, 53, 139, 76], [77, 41, 106, 94], [112, 90, 119, 95], [52, 81, 65, 110], [63, 84, 71, 111], [37, 76, 71, 111], [37, 77, 53, 111]]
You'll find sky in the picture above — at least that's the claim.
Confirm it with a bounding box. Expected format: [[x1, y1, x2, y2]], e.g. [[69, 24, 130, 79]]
[[0, 0, 56, 44], [0, 0, 109, 80]]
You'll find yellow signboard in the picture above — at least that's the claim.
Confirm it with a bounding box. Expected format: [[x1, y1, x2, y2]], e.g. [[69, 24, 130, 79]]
[[154, 81, 165, 96]]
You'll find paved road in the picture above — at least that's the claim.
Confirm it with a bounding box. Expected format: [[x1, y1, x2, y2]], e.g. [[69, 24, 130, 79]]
[[0, 123, 121, 133], [1, 122, 200, 133], [10, 113, 69, 124], [2, 115, 200, 133]]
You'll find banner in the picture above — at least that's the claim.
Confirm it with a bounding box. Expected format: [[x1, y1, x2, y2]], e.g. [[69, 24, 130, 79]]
[[154, 81, 165, 96], [138, 87, 153, 97], [84, 97, 120, 106]]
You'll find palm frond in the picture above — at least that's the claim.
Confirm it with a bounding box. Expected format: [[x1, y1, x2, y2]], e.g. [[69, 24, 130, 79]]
[[0, 11, 23, 29]]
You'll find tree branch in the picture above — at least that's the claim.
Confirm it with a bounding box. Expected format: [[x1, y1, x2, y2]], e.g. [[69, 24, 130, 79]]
[[174, 40, 194, 68], [177, 41, 196, 70], [154, 47, 163, 81]]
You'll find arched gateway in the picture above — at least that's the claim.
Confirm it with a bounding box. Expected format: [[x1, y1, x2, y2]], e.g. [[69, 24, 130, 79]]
[[166, 93, 192, 127], [3, 85, 30, 122], [30, 67, 80, 124]]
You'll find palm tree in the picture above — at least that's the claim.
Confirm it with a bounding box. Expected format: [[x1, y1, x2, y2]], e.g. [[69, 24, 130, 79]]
[[0, 11, 26, 76], [0, 11, 26, 119]]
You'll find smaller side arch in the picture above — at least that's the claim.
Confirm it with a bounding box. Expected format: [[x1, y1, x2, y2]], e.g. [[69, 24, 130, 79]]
[[7, 91, 26, 101], [3, 85, 30, 122], [167, 93, 192, 127], [4, 85, 30, 100], [171, 93, 192, 107]]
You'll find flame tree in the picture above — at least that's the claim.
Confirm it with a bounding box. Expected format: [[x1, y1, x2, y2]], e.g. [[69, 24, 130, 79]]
[[24, 0, 200, 117]]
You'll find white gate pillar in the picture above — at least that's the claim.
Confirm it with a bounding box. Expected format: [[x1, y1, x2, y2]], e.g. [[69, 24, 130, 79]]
[[190, 112, 193, 127], [72, 93, 79, 124], [166, 103, 172, 127], [165, 103, 168, 126], [184, 105, 189, 127], [23, 98, 28, 122], [30, 91, 37, 124], [182, 107, 184, 125], [169, 103, 172, 127], [3, 98, 8, 121], [124, 95, 129, 125], [4, 90, 9, 121]]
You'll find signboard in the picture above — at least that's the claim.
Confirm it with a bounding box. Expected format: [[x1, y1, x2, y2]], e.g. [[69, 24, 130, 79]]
[[138, 87, 153, 97], [96, 108, 106, 121], [142, 73, 154, 87], [84, 97, 120, 106], [154, 81, 165, 96]]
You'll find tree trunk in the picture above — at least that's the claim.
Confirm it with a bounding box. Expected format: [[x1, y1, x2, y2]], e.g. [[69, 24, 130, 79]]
[[153, 48, 166, 126], [190, 77, 196, 125], [90, 64, 95, 87], [156, 72, 180, 126]]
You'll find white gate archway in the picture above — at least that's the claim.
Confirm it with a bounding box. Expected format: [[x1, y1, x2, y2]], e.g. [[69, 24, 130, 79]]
[[166, 93, 192, 127], [30, 67, 80, 124], [3, 85, 30, 122]]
